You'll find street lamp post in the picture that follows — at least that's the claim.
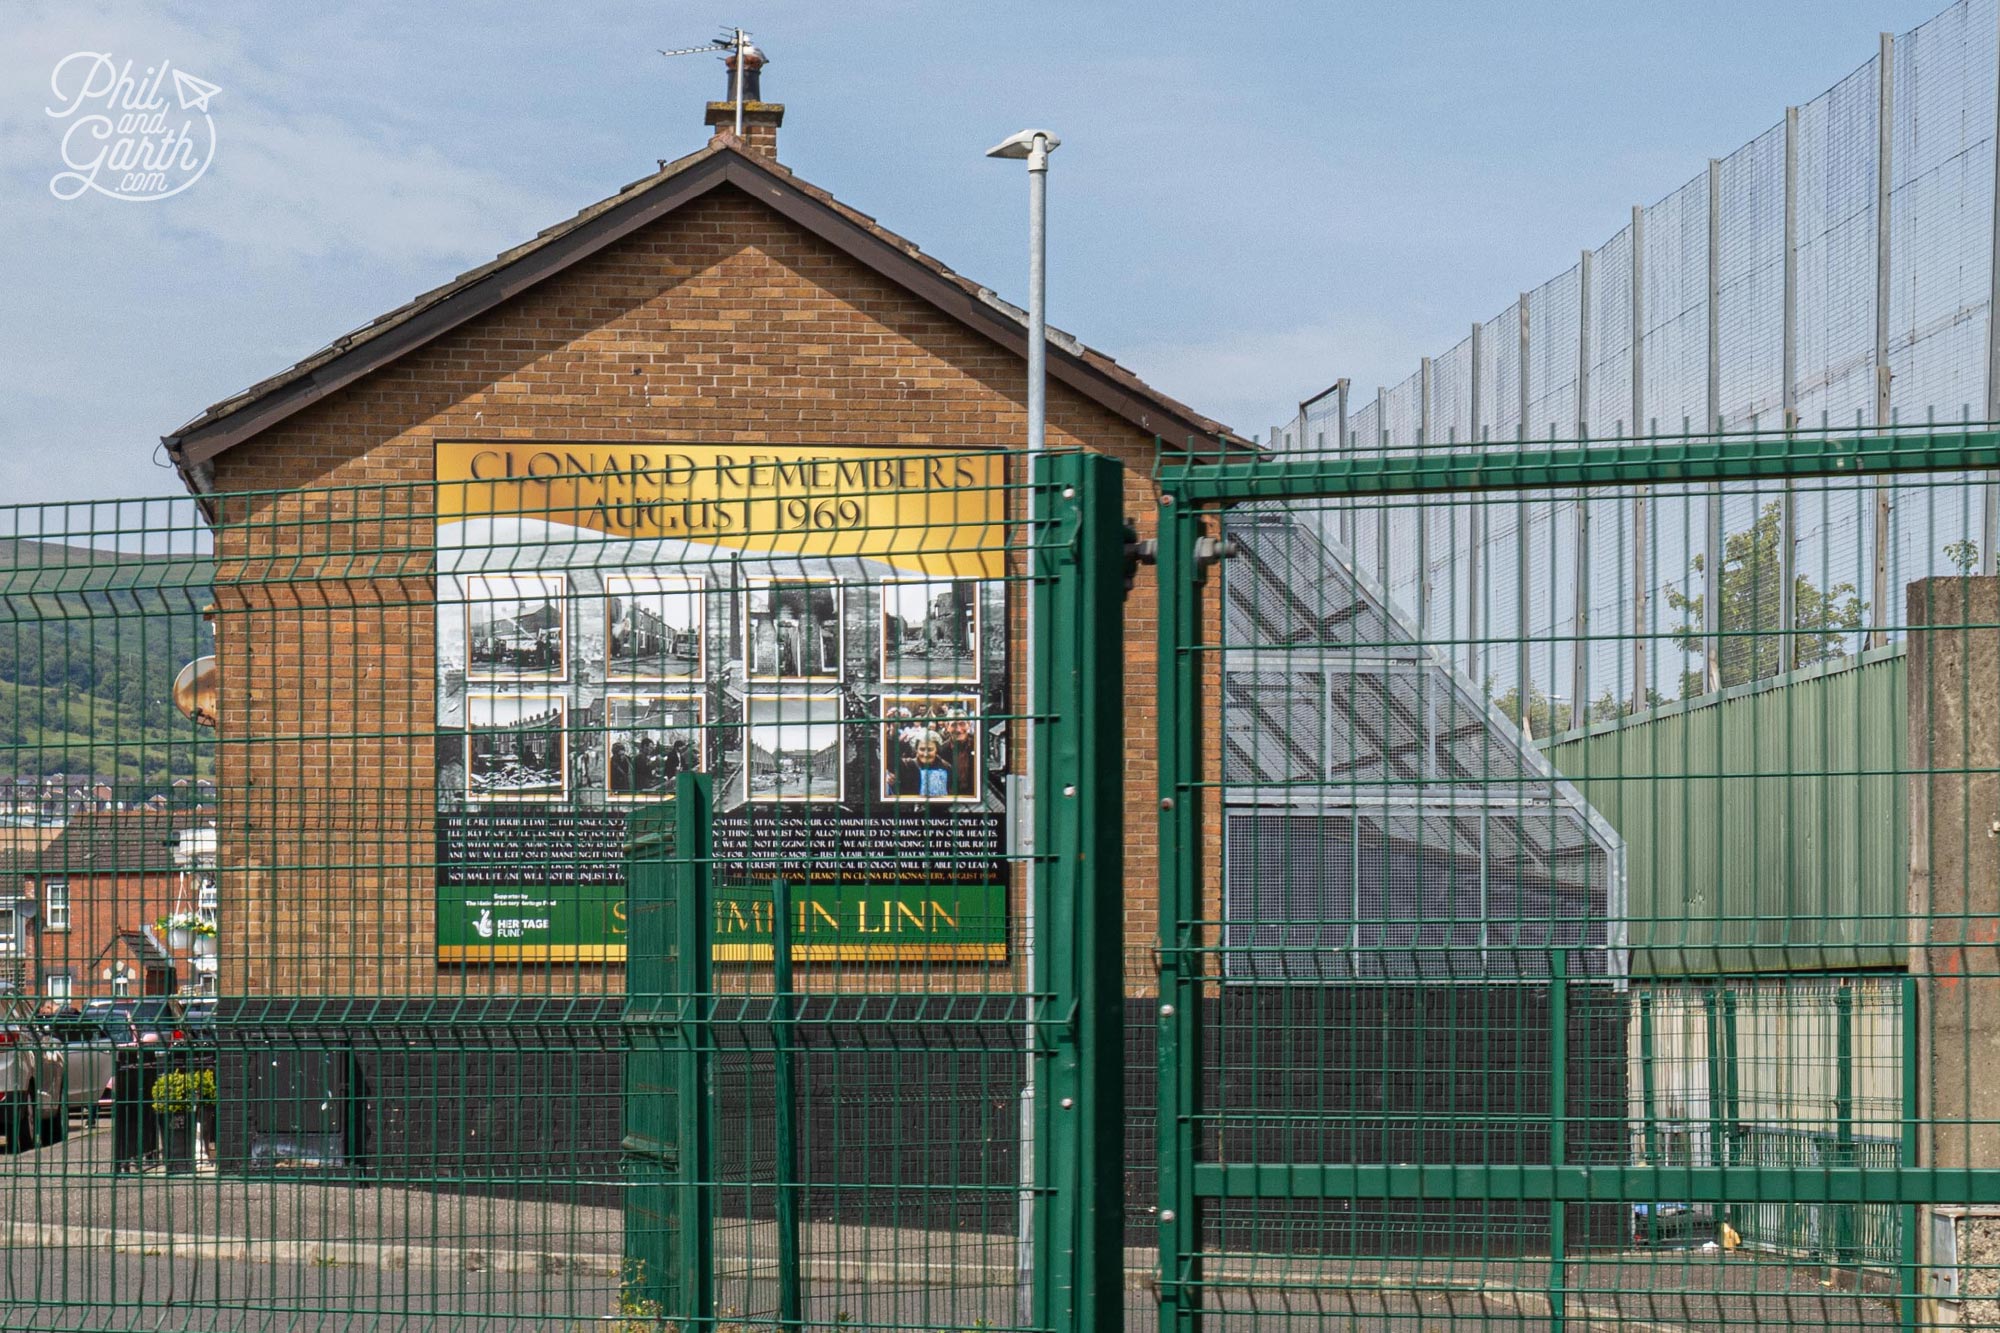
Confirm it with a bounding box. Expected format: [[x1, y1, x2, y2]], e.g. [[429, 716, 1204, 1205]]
[[986, 125, 1059, 1329]]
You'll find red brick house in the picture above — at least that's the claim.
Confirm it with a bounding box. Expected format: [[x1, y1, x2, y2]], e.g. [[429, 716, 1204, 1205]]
[[5, 811, 212, 1004]]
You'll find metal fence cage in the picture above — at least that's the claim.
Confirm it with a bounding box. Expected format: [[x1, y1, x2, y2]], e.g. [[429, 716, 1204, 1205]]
[[1218, 505, 1625, 985]]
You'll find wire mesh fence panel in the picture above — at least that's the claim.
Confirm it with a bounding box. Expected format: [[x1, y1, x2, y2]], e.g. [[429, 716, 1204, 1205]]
[[0, 450, 1083, 1332], [1157, 424, 2000, 1331]]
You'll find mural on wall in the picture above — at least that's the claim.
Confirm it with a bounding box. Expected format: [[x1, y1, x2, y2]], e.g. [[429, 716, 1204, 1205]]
[[433, 442, 1010, 963]]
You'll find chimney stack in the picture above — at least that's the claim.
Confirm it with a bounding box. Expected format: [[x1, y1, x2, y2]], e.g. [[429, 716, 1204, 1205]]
[[706, 42, 783, 159]]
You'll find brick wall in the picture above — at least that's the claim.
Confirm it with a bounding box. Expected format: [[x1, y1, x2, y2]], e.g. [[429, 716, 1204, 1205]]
[[205, 184, 1205, 998]]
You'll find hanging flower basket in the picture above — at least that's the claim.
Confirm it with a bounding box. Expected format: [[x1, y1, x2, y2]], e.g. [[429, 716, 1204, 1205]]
[[157, 912, 213, 953], [191, 933, 215, 958]]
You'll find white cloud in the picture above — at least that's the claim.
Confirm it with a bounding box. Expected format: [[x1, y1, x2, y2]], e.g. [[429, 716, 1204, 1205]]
[[0, 3, 572, 265]]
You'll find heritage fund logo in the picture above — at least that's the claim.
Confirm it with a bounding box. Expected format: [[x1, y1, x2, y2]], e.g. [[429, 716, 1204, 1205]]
[[46, 53, 219, 202]]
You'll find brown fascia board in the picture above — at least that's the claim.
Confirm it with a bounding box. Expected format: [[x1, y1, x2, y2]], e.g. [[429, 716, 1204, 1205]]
[[162, 147, 1240, 487]]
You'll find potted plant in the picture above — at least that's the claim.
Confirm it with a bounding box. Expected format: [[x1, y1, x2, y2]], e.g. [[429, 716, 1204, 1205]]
[[188, 919, 217, 958], [156, 912, 205, 952], [150, 1069, 214, 1173]]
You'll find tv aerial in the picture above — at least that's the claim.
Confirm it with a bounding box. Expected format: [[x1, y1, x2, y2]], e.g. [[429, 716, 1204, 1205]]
[[661, 28, 759, 137]]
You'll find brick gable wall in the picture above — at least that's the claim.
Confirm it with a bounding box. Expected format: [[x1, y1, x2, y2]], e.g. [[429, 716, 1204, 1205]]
[[206, 184, 1212, 998]]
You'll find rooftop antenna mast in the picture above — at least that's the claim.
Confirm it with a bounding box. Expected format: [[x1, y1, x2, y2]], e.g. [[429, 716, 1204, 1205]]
[[659, 28, 755, 137]]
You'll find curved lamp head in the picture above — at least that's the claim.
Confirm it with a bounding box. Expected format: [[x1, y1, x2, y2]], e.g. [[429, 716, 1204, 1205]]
[[172, 655, 219, 729], [985, 129, 1060, 161]]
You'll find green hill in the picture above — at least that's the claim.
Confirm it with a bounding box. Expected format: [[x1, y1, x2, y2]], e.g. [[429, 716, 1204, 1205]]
[[0, 539, 216, 793]]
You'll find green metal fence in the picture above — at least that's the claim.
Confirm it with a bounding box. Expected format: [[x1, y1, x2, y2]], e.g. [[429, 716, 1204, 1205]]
[[0, 449, 1135, 1331], [9, 424, 2000, 1331], [1153, 423, 2000, 1332]]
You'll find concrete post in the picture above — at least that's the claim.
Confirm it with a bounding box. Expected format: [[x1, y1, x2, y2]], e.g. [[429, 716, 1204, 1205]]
[[1906, 574, 2000, 1320]]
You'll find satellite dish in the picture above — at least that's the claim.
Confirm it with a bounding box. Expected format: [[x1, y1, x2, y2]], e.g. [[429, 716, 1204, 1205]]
[[13, 899, 36, 923], [173, 656, 218, 728]]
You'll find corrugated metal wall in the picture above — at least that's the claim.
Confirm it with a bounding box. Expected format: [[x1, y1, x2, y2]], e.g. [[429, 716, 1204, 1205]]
[[1543, 648, 1906, 975]]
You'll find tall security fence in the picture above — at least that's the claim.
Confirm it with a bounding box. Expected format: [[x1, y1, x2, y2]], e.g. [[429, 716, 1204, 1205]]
[[1275, 0, 2000, 723], [1157, 424, 2000, 1331]]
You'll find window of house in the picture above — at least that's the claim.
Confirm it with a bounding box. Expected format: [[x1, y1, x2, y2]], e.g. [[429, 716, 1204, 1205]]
[[43, 881, 68, 932], [43, 972, 71, 1002], [0, 911, 18, 955], [109, 971, 131, 998]]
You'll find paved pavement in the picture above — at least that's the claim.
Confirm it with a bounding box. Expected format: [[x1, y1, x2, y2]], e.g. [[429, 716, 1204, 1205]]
[[0, 1113, 1915, 1331]]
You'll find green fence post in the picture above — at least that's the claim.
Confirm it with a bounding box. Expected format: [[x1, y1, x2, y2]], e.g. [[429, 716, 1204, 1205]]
[[621, 804, 674, 1320], [771, 876, 802, 1329], [1900, 973, 1920, 1333], [1638, 989, 1660, 1245], [1835, 980, 1855, 1267], [1548, 952, 1569, 1333], [1155, 487, 1202, 1333], [1722, 988, 1742, 1230], [674, 773, 716, 1327], [620, 776, 716, 1327], [1031, 449, 1128, 1333], [1703, 984, 1729, 1230]]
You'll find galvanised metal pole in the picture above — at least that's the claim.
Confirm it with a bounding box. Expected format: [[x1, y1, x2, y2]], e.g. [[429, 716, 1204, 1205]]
[[1632, 203, 1649, 713], [1783, 106, 1800, 667], [1574, 251, 1593, 718], [1872, 33, 1894, 649], [1376, 385, 1391, 581], [1336, 378, 1352, 547], [1468, 323, 1485, 681], [987, 126, 1059, 1327], [1985, 0, 2000, 575], [1517, 293, 1532, 723], [1706, 157, 1725, 693], [1419, 356, 1433, 638]]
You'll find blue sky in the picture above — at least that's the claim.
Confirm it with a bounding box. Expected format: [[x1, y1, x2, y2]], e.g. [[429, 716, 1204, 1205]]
[[0, 1, 1962, 502]]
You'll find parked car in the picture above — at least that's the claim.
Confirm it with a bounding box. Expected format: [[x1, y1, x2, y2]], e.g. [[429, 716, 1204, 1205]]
[[39, 1013, 116, 1120], [0, 997, 65, 1149], [82, 996, 190, 1050]]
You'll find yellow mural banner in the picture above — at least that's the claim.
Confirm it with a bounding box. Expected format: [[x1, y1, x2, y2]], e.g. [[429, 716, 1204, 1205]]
[[436, 442, 1005, 578]]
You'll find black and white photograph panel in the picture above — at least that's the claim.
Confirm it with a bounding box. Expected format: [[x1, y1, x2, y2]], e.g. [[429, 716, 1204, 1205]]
[[466, 573, 567, 682], [606, 693, 705, 802], [880, 695, 982, 803], [880, 579, 980, 684], [743, 581, 842, 682], [466, 693, 568, 800], [743, 694, 845, 803], [606, 575, 704, 681]]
